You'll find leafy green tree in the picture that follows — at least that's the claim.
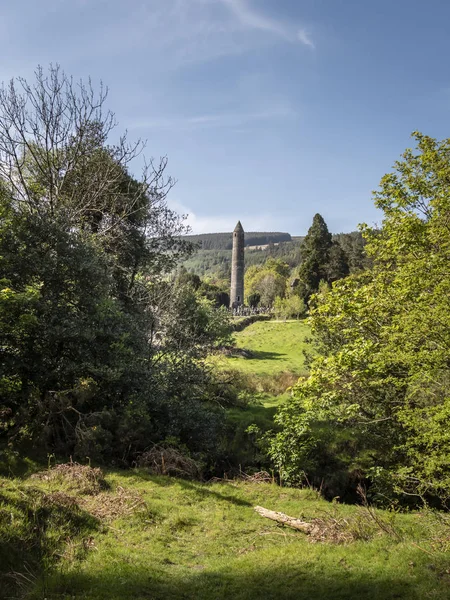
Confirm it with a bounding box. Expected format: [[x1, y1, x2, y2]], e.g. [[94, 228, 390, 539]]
[[0, 67, 229, 467], [245, 260, 288, 307], [264, 258, 290, 278], [333, 232, 370, 273], [246, 270, 286, 307], [176, 269, 202, 291], [274, 296, 306, 321], [197, 280, 229, 308], [270, 133, 450, 505], [247, 292, 261, 308]]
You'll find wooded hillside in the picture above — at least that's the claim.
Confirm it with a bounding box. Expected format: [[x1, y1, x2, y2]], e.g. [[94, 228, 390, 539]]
[[183, 231, 292, 250]]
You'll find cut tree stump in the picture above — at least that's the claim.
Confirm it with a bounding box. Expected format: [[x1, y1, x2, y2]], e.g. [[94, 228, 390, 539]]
[[254, 506, 313, 533]]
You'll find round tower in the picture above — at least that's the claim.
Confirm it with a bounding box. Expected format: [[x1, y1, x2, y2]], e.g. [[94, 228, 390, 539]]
[[230, 221, 244, 308]]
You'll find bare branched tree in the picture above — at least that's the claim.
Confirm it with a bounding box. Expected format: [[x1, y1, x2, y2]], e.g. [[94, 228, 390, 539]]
[[0, 64, 179, 239]]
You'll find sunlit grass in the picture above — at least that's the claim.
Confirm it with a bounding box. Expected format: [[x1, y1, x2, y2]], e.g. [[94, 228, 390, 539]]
[[221, 320, 311, 377], [3, 470, 450, 600]]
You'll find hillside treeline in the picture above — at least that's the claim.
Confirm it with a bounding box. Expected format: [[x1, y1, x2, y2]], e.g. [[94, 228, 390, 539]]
[[183, 231, 292, 250], [183, 231, 368, 281]]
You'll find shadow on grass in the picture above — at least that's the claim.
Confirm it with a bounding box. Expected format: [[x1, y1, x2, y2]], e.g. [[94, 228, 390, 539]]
[[0, 489, 99, 599], [117, 471, 252, 508], [43, 562, 429, 600], [245, 350, 286, 361]]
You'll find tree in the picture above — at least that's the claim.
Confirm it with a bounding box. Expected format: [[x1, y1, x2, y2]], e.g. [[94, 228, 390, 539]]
[[245, 260, 288, 307], [265, 258, 290, 278], [274, 296, 306, 321], [297, 214, 332, 300], [246, 270, 286, 307], [0, 66, 233, 467], [270, 133, 450, 504], [333, 232, 370, 273], [247, 292, 261, 308], [326, 242, 349, 283], [0, 66, 191, 289]]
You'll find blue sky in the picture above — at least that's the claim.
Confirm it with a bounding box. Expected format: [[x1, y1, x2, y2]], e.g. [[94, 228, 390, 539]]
[[2, 0, 450, 234]]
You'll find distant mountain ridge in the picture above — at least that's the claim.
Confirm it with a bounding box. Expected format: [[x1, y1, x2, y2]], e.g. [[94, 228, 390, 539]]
[[183, 231, 292, 251]]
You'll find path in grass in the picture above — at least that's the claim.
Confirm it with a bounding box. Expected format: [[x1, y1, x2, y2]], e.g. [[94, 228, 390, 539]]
[[5, 469, 450, 600]]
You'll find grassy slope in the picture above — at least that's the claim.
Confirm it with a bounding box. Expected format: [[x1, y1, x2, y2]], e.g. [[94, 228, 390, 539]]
[[223, 320, 310, 377], [2, 469, 450, 600], [210, 320, 311, 471]]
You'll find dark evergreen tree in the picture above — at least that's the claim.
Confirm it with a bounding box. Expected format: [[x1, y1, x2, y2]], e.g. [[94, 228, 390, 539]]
[[327, 242, 350, 283], [333, 231, 370, 273], [298, 214, 333, 300]]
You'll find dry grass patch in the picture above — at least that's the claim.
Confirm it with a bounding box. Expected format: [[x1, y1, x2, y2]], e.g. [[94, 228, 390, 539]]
[[137, 446, 202, 479], [80, 486, 146, 522], [34, 464, 147, 522], [32, 462, 108, 495]]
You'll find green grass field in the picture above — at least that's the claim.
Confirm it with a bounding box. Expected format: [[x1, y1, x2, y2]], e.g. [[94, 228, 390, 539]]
[[211, 319, 311, 408], [211, 320, 312, 465], [224, 320, 311, 377], [2, 467, 450, 600]]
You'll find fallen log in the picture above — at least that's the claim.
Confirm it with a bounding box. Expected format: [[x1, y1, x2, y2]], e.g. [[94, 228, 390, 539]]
[[254, 506, 313, 533]]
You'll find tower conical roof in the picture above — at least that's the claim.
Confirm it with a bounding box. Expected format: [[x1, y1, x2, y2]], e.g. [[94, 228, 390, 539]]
[[234, 221, 244, 233]]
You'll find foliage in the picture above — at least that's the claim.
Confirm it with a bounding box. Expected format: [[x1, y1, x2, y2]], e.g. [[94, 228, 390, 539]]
[[270, 132, 450, 505], [273, 296, 307, 321], [247, 292, 261, 308], [327, 241, 350, 283], [0, 66, 232, 467], [297, 213, 335, 301], [333, 231, 371, 272], [198, 280, 230, 308], [244, 260, 289, 307]]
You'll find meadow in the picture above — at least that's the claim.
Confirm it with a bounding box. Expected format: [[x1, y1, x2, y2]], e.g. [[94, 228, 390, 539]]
[[223, 320, 311, 377], [212, 319, 311, 407], [211, 319, 312, 472], [2, 465, 450, 600]]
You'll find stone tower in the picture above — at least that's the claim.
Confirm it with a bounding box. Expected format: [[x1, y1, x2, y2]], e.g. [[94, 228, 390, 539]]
[[230, 221, 244, 308]]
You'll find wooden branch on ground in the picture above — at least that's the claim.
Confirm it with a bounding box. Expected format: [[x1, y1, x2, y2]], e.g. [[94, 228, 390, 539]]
[[254, 506, 313, 533]]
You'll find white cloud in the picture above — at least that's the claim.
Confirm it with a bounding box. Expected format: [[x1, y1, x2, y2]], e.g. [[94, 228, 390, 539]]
[[71, 0, 315, 68], [169, 199, 287, 234], [221, 0, 289, 39], [127, 106, 297, 131], [297, 28, 315, 49], [220, 0, 314, 47]]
